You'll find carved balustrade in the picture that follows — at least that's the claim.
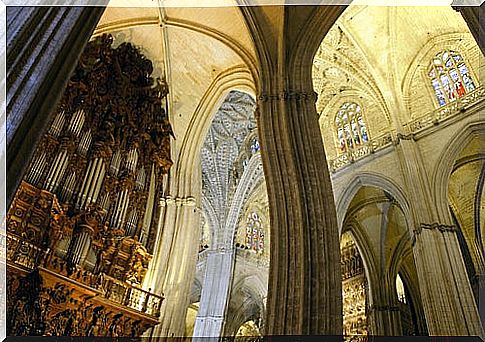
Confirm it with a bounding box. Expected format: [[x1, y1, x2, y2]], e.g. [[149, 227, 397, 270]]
[[403, 85, 485, 134], [330, 85, 485, 172], [7, 33, 173, 337]]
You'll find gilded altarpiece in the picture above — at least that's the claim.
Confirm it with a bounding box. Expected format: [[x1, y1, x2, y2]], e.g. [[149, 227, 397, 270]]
[[7, 34, 174, 337], [341, 237, 368, 339]]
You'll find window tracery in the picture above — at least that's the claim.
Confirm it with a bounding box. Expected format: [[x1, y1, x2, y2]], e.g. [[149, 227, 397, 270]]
[[250, 137, 260, 154], [335, 102, 369, 152], [428, 50, 475, 107], [235, 211, 265, 253]]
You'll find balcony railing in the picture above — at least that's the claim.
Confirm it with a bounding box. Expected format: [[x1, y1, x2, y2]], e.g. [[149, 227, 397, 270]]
[[7, 234, 47, 270], [403, 85, 485, 134], [329, 85, 485, 172], [101, 275, 163, 317], [329, 133, 394, 172], [6, 233, 163, 319]]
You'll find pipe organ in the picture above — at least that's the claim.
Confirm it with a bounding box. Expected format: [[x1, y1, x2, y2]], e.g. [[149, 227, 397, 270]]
[[7, 34, 173, 336]]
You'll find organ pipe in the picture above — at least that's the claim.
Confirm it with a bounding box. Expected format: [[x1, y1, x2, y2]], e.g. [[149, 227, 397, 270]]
[[9, 33, 174, 284]]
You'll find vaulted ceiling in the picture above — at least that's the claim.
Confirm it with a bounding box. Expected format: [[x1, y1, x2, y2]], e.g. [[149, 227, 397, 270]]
[[201, 91, 256, 231]]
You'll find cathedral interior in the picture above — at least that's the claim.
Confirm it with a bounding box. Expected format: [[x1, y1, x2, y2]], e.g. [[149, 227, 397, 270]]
[[4, 2, 485, 339]]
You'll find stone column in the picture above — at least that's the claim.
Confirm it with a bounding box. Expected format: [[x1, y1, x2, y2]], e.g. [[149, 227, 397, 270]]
[[367, 274, 402, 336], [151, 196, 199, 338], [396, 137, 483, 336], [6, 6, 106, 207], [452, 3, 484, 56], [479, 273, 485, 329], [192, 248, 235, 339], [238, 6, 345, 334], [368, 304, 401, 336], [256, 88, 342, 335]]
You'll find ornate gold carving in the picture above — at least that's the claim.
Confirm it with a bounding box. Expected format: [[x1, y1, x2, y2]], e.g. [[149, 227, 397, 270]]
[[341, 240, 367, 338], [7, 269, 159, 336], [7, 34, 172, 336]]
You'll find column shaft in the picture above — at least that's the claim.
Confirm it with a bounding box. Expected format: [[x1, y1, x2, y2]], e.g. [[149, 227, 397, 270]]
[[257, 90, 342, 335], [193, 250, 235, 338], [397, 138, 482, 336], [453, 5, 484, 56]]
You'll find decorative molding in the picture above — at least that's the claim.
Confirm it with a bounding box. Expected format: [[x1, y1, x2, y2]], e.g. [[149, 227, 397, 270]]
[[159, 196, 196, 207], [329, 132, 394, 172], [329, 82, 484, 174], [403, 86, 485, 135], [395, 132, 415, 143], [258, 91, 318, 103], [368, 304, 400, 313], [413, 223, 457, 240]]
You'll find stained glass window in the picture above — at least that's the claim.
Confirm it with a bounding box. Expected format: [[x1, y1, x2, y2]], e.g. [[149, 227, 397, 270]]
[[250, 137, 260, 154], [335, 102, 369, 153], [428, 50, 475, 107], [243, 211, 264, 252]]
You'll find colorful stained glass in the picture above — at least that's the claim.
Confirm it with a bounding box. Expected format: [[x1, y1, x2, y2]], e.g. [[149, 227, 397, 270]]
[[344, 124, 353, 148], [453, 55, 463, 62], [463, 73, 475, 92], [241, 211, 265, 253], [338, 127, 346, 152], [436, 90, 446, 106], [442, 51, 449, 61], [358, 117, 368, 142], [250, 137, 260, 153], [335, 102, 369, 152], [259, 231, 264, 250], [428, 50, 476, 107]]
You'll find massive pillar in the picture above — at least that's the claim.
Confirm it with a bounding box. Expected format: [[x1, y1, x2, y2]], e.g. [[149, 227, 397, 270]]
[[193, 249, 235, 338], [367, 275, 402, 336], [149, 196, 200, 338], [452, 3, 484, 56], [396, 137, 483, 336], [256, 71, 342, 336], [240, 5, 345, 335], [6, 6, 106, 207]]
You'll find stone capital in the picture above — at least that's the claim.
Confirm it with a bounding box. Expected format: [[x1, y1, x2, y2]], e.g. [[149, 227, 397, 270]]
[[395, 132, 415, 144], [160, 196, 196, 207], [258, 91, 318, 103], [368, 304, 400, 313], [412, 222, 457, 245]]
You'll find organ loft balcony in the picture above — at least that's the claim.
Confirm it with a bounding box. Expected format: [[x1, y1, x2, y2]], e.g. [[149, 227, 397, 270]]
[[6, 181, 164, 336], [5, 34, 173, 337]]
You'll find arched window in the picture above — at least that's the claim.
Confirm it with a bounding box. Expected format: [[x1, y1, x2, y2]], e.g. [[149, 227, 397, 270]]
[[396, 273, 407, 304], [335, 102, 369, 152], [428, 50, 476, 107], [244, 211, 265, 252], [250, 137, 260, 154]]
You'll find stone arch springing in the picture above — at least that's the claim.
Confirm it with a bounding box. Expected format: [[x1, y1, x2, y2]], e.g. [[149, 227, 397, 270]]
[[432, 120, 485, 226], [173, 67, 256, 196], [338, 178, 424, 336], [335, 172, 413, 234]]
